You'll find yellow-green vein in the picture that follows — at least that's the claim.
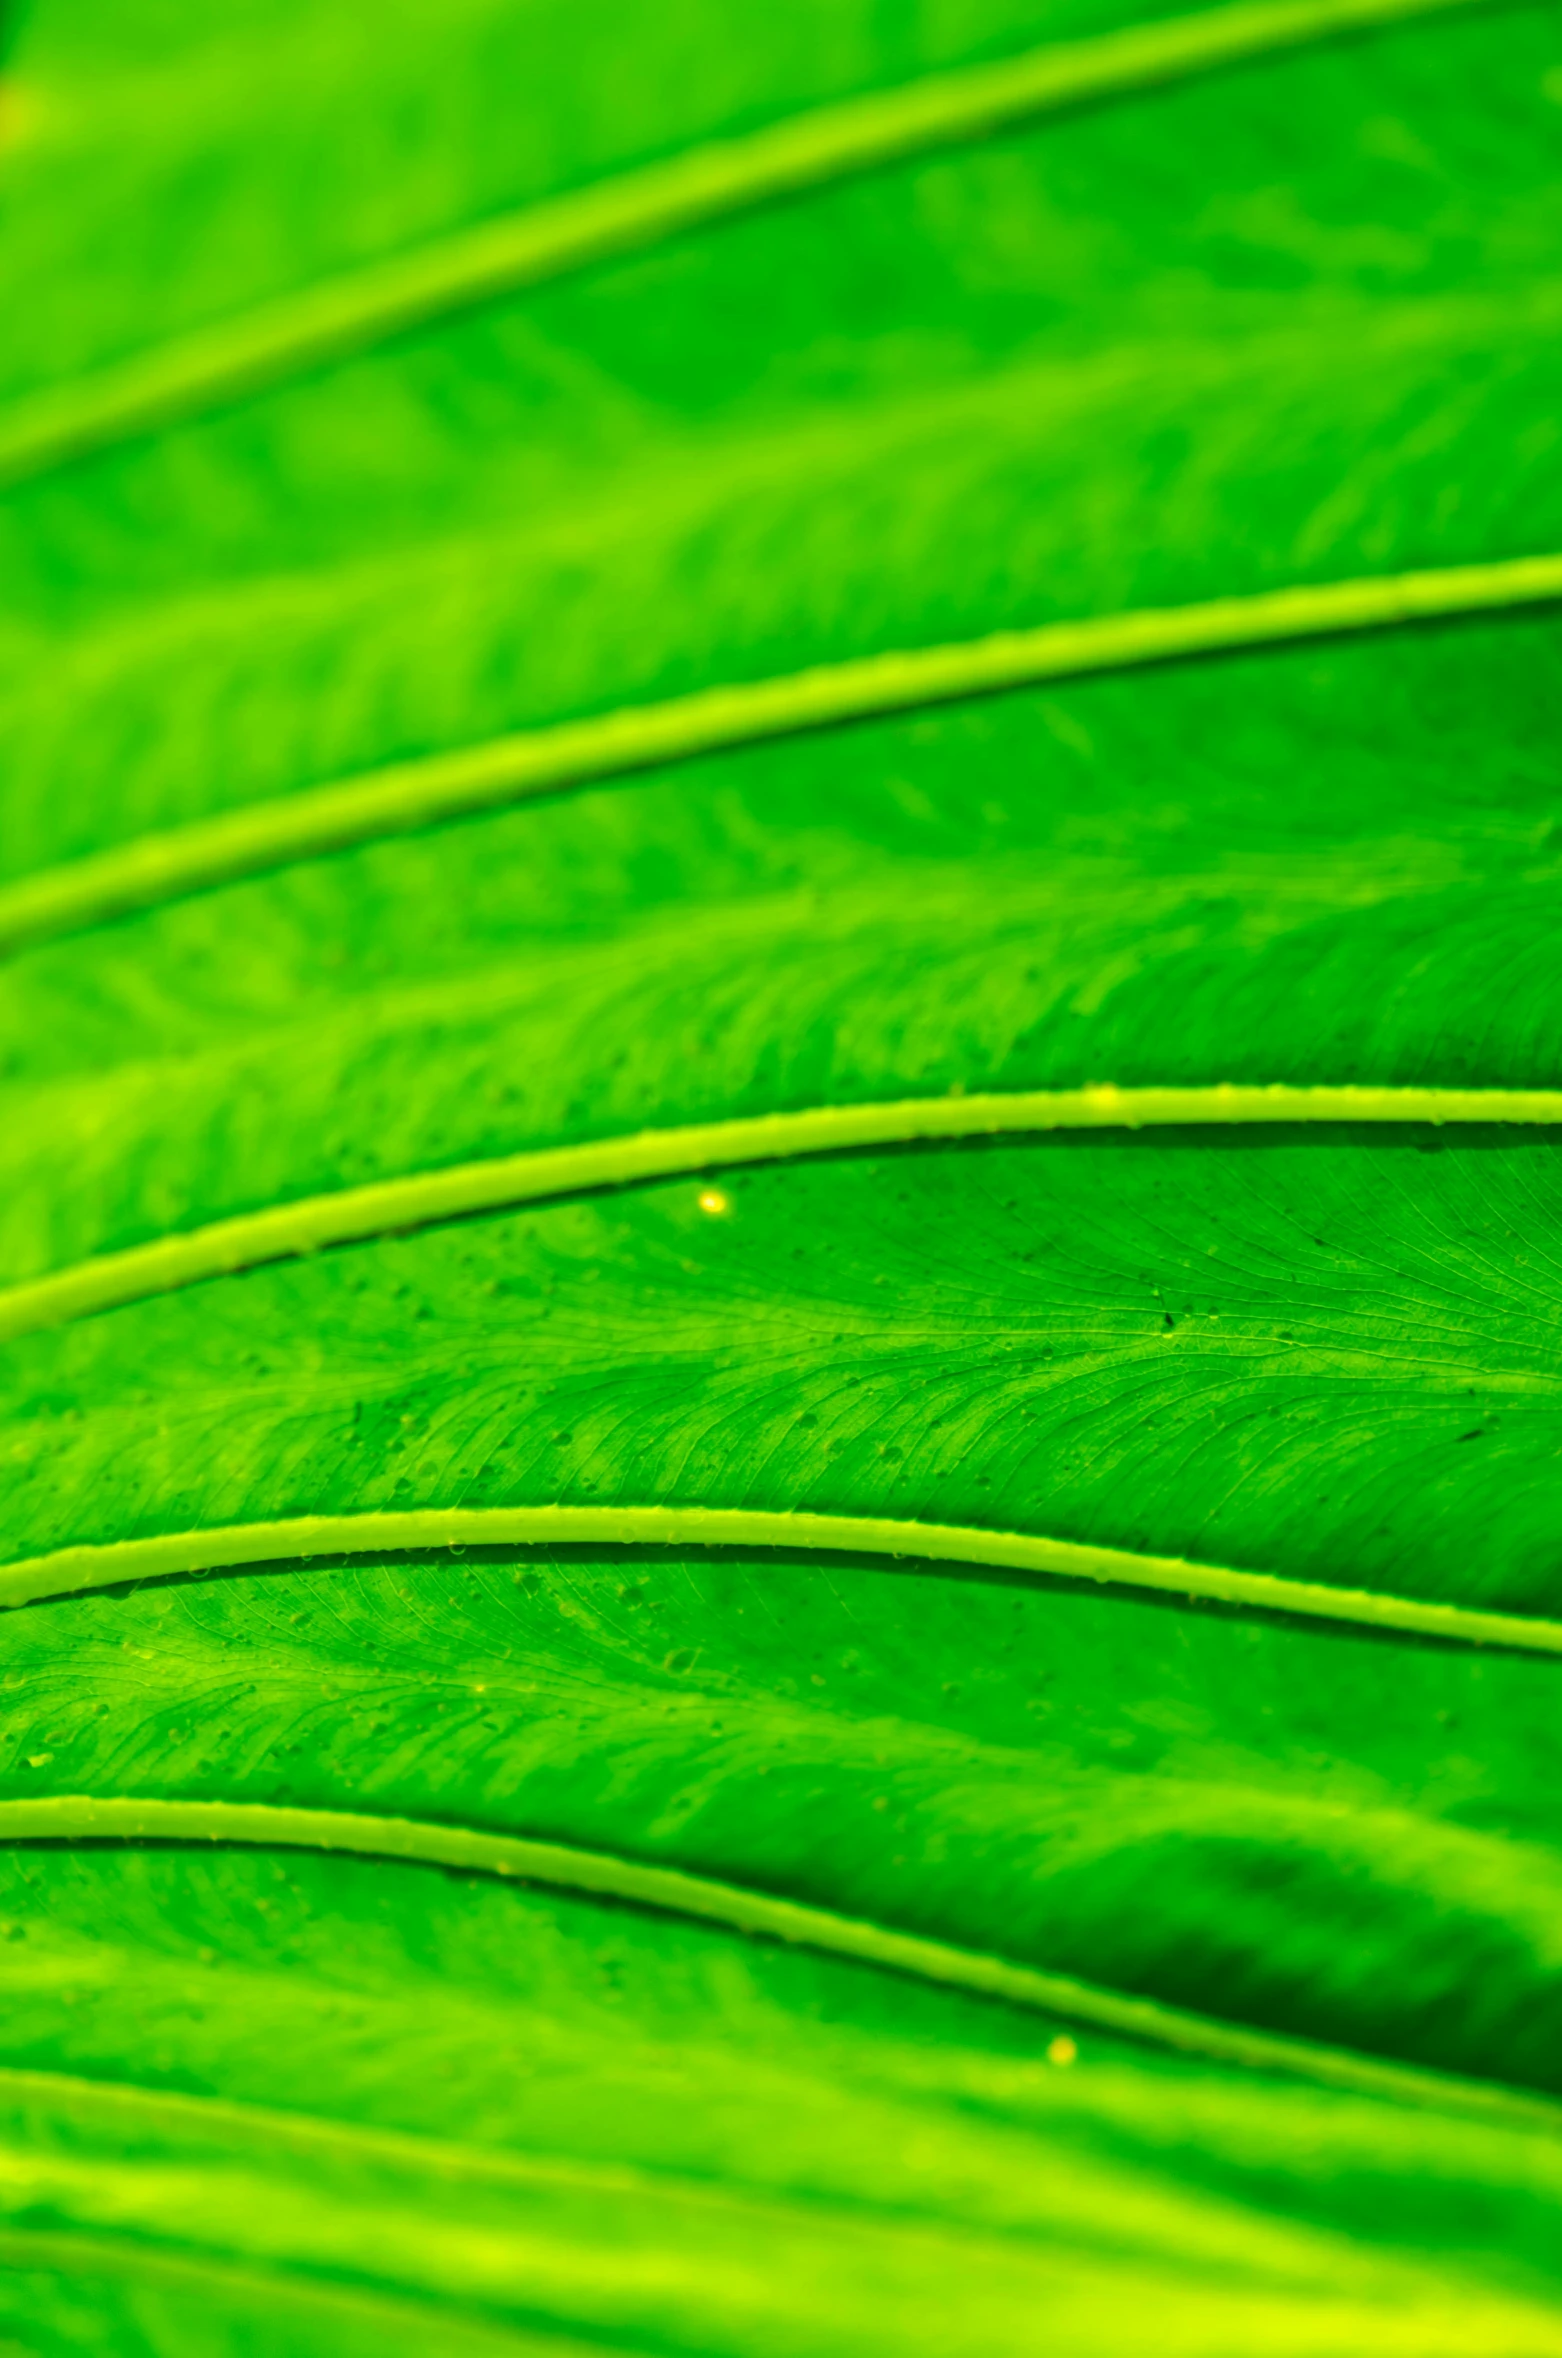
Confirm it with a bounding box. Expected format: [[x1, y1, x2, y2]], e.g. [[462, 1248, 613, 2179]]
[[5, 1503, 1562, 1656], [0, 2066, 1018, 2238], [1, 1792, 1556, 2133], [3, 1084, 1560, 1343], [2, 551, 1559, 956], [0, 2224, 586, 2354], [0, 0, 1498, 489]]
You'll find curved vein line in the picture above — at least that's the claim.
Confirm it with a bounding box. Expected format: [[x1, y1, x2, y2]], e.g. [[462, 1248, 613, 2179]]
[[4, 551, 1561, 956], [0, 2067, 723, 2206], [0, 1792, 1554, 2133], [0, 2066, 990, 2244], [3, 1503, 1560, 1657], [0, 0, 1494, 490], [3, 1083, 1560, 1343], [0, 2066, 665, 2201], [0, 2224, 587, 2354]]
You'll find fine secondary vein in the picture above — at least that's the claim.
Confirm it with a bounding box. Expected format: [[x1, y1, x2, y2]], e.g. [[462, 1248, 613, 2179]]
[[0, 2066, 996, 2235], [0, 0, 1496, 488], [0, 2224, 581, 2353], [3, 1503, 1560, 1656], [1, 551, 1559, 956], [2, 1084, 1560, 1343], [0, 1791, 1555, 2133], [0, 2071, 1080, 2266]]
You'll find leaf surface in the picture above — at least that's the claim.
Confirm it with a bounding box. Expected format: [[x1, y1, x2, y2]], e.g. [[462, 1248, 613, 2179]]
[[2, 0, 1561, 2347]]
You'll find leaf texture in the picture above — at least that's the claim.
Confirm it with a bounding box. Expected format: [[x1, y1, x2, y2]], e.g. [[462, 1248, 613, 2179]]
[[2, 0, 1561, 2348]]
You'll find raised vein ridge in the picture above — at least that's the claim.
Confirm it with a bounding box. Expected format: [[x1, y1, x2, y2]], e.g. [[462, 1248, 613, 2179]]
[[0, 2224, 578, 2353], [3, 1084, 1560, 1343], [0, 2065, 980, 2237], [2, 551, 1559, 957], [4, 1503, 1561, 1657], [0, 1790, 1555, 2131], [0, 0, 1494, 489]]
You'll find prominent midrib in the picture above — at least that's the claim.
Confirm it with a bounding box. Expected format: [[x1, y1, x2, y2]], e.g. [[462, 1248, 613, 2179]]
[[0, 0, 1493, 488], [3, 550, 1559, 956], [3, 1084, 1560, 1344], [1, 1792, 1554, 2134], [6, 1502, 1562, 1658]]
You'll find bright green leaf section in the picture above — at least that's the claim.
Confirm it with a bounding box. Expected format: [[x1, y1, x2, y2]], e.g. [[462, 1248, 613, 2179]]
[[1, 3, 1558, 827], [2, 1541, 1562, 2090], [0, 617, 1560, 1287], [0, 0, 1149, 407], [5, 1138, 1562, 1609], [0, 1847, 1558, 2352], [3, 0, 1561, 2346]]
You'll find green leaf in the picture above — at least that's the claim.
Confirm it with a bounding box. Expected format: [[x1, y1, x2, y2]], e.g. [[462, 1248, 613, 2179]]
[[2, 0, 1561, 2346]]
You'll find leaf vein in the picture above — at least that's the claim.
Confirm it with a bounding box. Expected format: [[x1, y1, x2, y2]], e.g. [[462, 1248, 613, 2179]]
[[0, 0, 1500, 488], [0, 1791, 1555, 2132], [3, 1085, 1560, 1340], [1, 1504, 1559, 1654]]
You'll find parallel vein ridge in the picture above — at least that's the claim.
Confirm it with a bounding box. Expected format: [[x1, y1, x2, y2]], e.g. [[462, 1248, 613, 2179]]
[[0, 2225, 568, 2353], [0, 0, 1493, 489], [5, 1503, 1561, 1655], [0, 1791, 1553, 2130], [0, 2066, 922, 2224], [3, 1084, 1560, 1341], [3, 551, 1561, 954]]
